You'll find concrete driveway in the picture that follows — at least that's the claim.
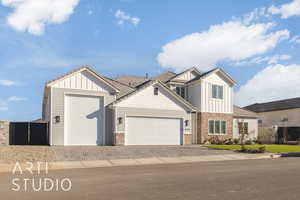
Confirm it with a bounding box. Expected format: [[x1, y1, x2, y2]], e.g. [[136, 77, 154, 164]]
[[0, 158, 300, 200]]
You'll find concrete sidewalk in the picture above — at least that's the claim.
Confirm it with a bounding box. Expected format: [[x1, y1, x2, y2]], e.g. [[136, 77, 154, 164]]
[[0, 153, 280, 173]]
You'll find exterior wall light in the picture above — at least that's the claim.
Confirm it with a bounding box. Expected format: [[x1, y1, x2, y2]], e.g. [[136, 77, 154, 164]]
[[55, 116, 60, 123], [185, 120, 189, 127], [118, 117, 123, 124]]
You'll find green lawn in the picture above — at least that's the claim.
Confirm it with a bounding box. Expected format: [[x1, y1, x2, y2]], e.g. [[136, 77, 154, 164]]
[[206, 145, 300, 153]]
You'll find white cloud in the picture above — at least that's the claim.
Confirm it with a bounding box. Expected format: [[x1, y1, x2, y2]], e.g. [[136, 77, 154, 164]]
[[0, 79, 16, 86], [0, 96, 28, 111], [234, 54, 292, 66], [241, 7, 270, 25], [289, 35, 300, 43], [268, 0, 300, 19], [236, 64, 300, 106], [157, 21, 289, 71], [1, 0, 80, 35], [0, 100, 8, 111], [0, 106, 8, 111], [115, 9, 140, 26], [7, 96, 28, 102]]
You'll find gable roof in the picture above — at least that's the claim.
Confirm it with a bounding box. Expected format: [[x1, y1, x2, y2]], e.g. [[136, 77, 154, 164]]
[[233, 106, 258, 118], [244, 97, 300, 113], [186, 68, 237, 85], [166, 67, 201, 83], [42, 66, 132, 117], [152, 71, 176, 83], [110, 80, 197, 111], [46, 66, 120, 92], [114, 75, 150, 87], [101, 76, 135, 98]]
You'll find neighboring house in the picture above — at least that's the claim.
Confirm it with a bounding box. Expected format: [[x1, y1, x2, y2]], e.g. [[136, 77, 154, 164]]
[[233, 106, 258, 141], [42, 66, 238, 146], [245, 97, 300, 143]]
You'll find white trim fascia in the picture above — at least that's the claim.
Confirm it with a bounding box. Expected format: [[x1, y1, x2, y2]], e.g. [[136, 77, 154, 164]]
[[64, 93, 67, 145], [50, 87, 53, 146], [207, 119, 227, 136], [47, 67, 120, 92], [102, 97, 106, 146]]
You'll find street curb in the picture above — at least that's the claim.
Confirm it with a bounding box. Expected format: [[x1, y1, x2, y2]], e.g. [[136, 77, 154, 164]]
[[0, 153, 279, 173]]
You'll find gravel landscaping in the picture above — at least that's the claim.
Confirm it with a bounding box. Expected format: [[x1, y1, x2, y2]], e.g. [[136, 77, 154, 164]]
[[0, 145, 234, 164]]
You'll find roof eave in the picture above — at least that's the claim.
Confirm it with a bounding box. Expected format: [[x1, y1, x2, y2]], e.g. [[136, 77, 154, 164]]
[[166, 67, 202, 83], [187, 68, 237, 86], [46, 66, 120, 93]]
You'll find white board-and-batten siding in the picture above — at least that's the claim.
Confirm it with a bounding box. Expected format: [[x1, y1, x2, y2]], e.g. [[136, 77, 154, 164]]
[[188, 72, 233, 114], [51, 71, 113, 93]]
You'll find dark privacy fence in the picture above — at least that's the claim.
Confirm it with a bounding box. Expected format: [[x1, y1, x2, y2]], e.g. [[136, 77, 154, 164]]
[[9, 122, 49, 145]]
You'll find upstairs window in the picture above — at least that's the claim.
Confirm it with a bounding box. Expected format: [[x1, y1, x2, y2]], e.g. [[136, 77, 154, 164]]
[[212, 85, 223, 99], [176, 86, 185, 99], [154, 87, 159, 95]]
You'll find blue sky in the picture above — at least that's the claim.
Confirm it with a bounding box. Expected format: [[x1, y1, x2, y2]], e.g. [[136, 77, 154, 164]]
[[1, 0, 300, 121]]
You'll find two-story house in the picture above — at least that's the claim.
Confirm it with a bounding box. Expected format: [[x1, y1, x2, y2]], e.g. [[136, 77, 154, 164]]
[[42, 66, 255, 146]]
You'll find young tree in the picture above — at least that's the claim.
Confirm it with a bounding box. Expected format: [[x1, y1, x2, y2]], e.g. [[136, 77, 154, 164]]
[[238, 120, 247, 151]]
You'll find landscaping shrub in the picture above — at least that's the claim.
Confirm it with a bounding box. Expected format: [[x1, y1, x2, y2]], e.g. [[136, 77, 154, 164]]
[[224, 139, 234, 145], [203, 138, 210, 145], [208, 136, 224, 145], [237, 146, 266, 154], [233, 138, 239, 145], [245, 139, 253, 145], [252, 137, 260, 144]]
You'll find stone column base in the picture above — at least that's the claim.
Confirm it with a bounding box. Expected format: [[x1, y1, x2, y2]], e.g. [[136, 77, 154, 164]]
[[184, 134, 192, 145], [0, 121, 9, 146], [114, 133, 125, 146]]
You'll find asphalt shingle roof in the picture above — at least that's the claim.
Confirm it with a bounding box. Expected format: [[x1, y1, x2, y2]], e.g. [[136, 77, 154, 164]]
[[114, 75, 150, 87], [244, 97, 300, 113], [233, 106, 258, 118], [151, 71, 176, 83], [101, 76, 135, 98]]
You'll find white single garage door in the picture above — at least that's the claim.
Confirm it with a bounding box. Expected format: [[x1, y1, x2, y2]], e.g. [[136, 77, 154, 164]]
[[65, 95, 104, 145], [125, 116, 183, 145]]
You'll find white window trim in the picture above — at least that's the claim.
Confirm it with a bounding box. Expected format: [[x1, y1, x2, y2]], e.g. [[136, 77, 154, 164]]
[[208, 119, 227, 135], [211, 84, 224, 100], [175, 85, 186, 99]]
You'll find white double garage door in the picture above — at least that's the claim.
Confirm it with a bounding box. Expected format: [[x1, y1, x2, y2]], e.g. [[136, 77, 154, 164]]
[[65, 95, 183, 145], [125, 116, 183, 145]]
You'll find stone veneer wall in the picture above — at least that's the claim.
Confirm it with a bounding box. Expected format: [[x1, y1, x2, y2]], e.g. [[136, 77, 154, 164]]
[[114, 133, 125, 145], [197, 113, 233, 144], [0, 121, 9, 146], [184, 134, 192, 145]]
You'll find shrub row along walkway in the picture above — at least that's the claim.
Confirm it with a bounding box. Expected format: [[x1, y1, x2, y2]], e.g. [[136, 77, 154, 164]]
[[206, 145, 300, 153], [0, 145, 236, 164]]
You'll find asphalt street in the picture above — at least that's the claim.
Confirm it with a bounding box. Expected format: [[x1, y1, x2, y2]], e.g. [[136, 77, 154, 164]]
[[0, 158, 300, 200]]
